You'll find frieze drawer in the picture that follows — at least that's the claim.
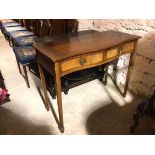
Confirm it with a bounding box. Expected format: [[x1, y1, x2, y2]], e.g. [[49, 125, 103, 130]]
[[61, 52, 104, 74], [107, 48, 119, 59], [122, 41, 135, 53]]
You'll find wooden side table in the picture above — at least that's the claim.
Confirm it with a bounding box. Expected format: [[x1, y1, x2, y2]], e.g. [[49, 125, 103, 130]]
[[33, 30, 141, 132]]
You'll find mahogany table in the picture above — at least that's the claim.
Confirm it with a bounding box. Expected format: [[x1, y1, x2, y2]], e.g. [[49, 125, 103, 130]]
[[33, 30, 141, 132]]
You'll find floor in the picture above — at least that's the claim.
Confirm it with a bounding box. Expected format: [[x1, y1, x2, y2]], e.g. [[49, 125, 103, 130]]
[[0, 32, 154, 135]]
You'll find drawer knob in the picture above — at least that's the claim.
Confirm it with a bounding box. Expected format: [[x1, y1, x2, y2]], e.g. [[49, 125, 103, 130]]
[[80, 58, 86, 65], [118, 47, 122, 54]]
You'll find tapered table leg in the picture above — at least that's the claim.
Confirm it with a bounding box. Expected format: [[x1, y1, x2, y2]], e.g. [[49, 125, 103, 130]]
[[38, 63, 50, 111], [55, 62, 64, 133], [123, 41, 138, 97], [122, 53, 134, 97], [103, 65, 108, 85]]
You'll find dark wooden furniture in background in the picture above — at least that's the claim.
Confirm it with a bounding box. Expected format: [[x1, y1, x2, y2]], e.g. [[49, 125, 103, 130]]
[[33, 30, 141, 132], [16, 19, 78, 37], [8, 19, 78, 88], [130, 90, 155, 133]]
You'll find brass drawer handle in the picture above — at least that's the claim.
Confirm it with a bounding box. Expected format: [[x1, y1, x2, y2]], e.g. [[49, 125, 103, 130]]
[[80, 58, 86, 65]]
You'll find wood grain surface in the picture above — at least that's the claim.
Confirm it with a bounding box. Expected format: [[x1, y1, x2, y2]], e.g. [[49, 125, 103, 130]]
[[33, 30, 140, 62]]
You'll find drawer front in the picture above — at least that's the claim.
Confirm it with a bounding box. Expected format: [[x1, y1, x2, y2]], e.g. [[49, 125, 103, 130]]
[[61, 53, 103, 73], [107, 48, 119, 59], [106, 41, 135, 60], [122, 41, 135, 53]]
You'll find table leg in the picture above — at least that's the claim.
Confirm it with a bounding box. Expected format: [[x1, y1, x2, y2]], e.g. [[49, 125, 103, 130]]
[[38, 63, 50, 111], [123, 41, 138, 97], [55, 62, 64, 133], [103, 65, 108, 85], [123, 52, 135, 97]]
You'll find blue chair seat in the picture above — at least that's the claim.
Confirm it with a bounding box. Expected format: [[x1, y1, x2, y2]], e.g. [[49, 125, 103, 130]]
[[4, 26, 27, 32], [2, 22, 21, 27], [13, 46, 36, 64], [9, 31, 35, 38], [14, 35, 37, 46]]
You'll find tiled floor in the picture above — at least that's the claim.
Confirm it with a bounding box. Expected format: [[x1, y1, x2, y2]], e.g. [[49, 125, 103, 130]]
[[0, 32, 153, 135]]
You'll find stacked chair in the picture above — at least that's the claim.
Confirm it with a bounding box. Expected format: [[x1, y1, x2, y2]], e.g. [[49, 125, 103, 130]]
[[0, 19, 22, 42], [0, 19, 37, 88], [0, 19, 86, 98]]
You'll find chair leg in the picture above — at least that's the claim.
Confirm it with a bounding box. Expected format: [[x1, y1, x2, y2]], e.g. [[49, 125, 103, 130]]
[[23, 65, 30, 88], [17, 60, 22, 74]]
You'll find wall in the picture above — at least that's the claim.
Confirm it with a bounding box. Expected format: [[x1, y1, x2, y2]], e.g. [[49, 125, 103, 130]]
[[77, 19, 155, 96]]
